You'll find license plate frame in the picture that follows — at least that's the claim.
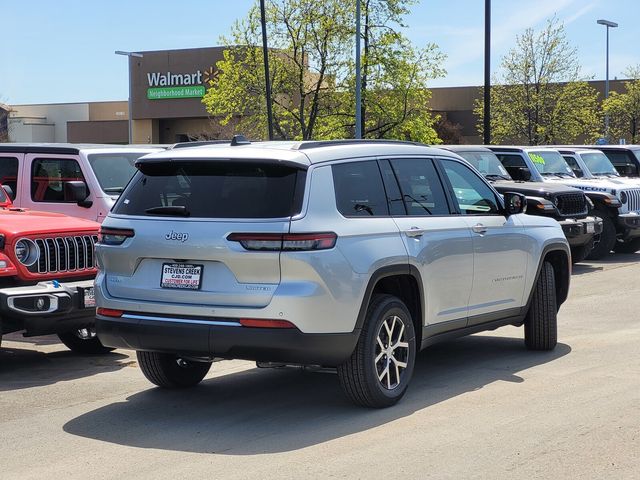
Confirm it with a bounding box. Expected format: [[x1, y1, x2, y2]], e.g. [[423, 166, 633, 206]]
[[160, 263, 203, 290], [82, 287, 96, 308]]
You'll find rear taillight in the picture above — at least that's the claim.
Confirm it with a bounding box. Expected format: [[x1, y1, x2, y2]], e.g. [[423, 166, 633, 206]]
[[98, 227, 135, 246], [97, 308, 123, 317], [227, 232, 337, 251]]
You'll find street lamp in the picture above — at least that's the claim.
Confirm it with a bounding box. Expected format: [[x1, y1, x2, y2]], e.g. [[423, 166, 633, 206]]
[[355, 0, 362, 139], [597, 19, 618, 141], [115, 50, 143, 144]]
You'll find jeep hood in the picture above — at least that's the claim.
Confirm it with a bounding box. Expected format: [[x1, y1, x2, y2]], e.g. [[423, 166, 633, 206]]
[[0, 209, 99, 236], [491, 181, 582, 197], [544, 177, 640, 193]]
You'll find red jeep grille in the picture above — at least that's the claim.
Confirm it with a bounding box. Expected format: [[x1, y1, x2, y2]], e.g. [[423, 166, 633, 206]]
[[28, 235, 98, 274]]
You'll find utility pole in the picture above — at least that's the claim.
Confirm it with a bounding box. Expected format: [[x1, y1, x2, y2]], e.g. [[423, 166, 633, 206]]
[[483, 0, 491, 145], [260, 0, 275, 140], [355, 0, 362, 139]]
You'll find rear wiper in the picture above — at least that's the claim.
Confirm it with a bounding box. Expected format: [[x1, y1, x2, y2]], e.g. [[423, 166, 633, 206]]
[[145, 205, 190, 216]]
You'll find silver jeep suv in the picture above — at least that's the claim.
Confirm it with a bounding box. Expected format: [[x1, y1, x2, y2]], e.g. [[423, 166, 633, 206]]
[[95, 139, 570, 408]]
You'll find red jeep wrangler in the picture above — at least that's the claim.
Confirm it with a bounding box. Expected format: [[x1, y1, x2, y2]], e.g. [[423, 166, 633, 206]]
[[0, 185, 107, 353]]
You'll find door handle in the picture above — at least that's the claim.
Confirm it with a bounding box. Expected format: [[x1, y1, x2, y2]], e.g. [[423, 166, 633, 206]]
[[472, 223, 487, 234], [404, 227, 425, 238]]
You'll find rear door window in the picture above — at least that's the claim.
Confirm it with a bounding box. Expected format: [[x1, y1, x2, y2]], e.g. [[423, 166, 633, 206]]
[[387, 158, 450, 216], [114, 161, 305, 218], [31, 158, 87, 203], [332, 160, 389, 216]]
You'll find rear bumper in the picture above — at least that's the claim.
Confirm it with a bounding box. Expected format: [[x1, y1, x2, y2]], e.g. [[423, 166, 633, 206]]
[[96, 313, 360, 367], [0, 280, 96, 336], [617, 213, 640, 239], [559, 216, 603, 247]]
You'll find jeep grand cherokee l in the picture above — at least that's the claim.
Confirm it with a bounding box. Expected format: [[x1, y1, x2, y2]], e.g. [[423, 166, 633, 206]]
[[95, 139, 570, 408]]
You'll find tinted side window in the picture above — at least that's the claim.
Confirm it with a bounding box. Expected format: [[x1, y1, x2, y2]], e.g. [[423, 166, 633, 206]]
[[562, 155, 584, 177], [603, 151, 639, 176], [495, 153, 530, 181], [388, 158, 449, 216], [31, 158, 87, 203], [379, 160, 406, 215], [0, 157, 19, 197], [332, 161, 389, 217], [440, 159, 500, 215]]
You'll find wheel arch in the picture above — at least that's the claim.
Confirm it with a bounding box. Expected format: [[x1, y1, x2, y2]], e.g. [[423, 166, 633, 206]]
[[527, 243, 571, 310], [355, 265, 424, 347]]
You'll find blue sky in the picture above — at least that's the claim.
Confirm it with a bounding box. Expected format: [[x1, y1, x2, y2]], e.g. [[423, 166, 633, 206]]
[[1, 0, 638, 105]]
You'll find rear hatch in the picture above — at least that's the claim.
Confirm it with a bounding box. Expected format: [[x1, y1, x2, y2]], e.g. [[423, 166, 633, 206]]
[[100, 158, 306, 308]]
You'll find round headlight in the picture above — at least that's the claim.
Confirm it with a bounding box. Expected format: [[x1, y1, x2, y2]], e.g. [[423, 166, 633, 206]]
[[14, 239, 39, 266], [620, 191, 628, 204]]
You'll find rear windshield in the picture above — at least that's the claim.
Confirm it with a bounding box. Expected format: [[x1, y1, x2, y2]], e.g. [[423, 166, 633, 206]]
[[113, 161, 305, 218], [87, 152, 149, 195]]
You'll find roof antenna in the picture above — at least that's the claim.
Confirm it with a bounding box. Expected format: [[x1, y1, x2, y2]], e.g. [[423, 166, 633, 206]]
[[230, 134, 251, 146]]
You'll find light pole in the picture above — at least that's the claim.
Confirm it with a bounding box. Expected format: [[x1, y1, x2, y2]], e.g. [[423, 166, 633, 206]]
[[355, 0, 362, 139], [483, 0, 491, 145], [259, 0, 274, 140], [115, 50, 143, 144], [597, 19, 618, 141]]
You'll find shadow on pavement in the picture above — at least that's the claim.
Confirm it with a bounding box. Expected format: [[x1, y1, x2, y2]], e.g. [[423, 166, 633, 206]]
[[63, 335, 571, 455], [0, 334, 132, 391], [571, 264, 604, 275]]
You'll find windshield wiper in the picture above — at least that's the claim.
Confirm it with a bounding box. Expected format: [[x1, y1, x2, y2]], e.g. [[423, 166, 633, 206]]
[[145, 205, 190, 216], [485, 174, 511, 181], [103, 187, 125, 194]]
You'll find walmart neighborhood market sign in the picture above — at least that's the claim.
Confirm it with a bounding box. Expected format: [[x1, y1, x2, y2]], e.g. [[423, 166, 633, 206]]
[[146, 70, 206, 100]]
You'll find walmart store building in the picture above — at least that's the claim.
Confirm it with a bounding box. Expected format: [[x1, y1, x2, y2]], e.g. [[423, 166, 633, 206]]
[[6, 46, 625, 145]]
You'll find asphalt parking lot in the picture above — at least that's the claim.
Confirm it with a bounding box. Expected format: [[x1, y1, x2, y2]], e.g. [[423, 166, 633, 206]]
[[1, 255, 639, 479]]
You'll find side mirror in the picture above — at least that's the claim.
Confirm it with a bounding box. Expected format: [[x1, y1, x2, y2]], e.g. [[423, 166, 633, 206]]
[[573, 169, 584, 178], [503, 192, 526, 216], [64, 180, 92, 208], [519, 167, 532, 181], [2, 184, 15, 201]]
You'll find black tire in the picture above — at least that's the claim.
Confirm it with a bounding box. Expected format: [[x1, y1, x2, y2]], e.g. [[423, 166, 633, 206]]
[[614, 237, 640, 254], [524, 261, 558, 351], [57, 328, 115, 354], [570, 239, 593, 264], [586, 212, 616, 260], [137, 351, 212, 388], [337, 294, 416, 408]]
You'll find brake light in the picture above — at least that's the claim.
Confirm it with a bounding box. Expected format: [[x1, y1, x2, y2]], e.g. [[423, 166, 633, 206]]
[[227, 232, 337, 251], [239, 318, 296, 329], [97, 308, 123, 317], [98, 227, 135, 245]]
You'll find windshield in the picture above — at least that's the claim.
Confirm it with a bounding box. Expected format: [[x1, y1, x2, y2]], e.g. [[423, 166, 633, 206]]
[[87, 152, 151, 194], [528, 151, 575, 177], [580, 152, 618, 176], [456, 151, 512, 179]]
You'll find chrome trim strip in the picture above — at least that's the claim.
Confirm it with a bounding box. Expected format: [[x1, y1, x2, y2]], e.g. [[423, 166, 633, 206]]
[[121, 313, 242, 327]]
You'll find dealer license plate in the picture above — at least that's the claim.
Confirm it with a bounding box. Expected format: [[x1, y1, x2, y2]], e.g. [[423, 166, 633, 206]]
[[161, 263, 203, 290], [83, 287, 96, 308], [586, 223, 595, 233]]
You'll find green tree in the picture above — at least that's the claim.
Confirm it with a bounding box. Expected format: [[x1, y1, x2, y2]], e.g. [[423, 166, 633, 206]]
[[475, 17, 600, 145], [202, 0, 444, 142], [603, 66, 640, 144], [202, 0, 352, 140], [355, 0, 444, 142]]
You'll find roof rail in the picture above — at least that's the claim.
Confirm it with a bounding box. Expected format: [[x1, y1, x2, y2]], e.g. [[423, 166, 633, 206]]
[[294, 139, 426, 150], [170, 140, 231, 149]]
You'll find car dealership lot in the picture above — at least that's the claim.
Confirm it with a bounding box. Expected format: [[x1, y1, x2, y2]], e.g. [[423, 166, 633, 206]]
[[1, 256, 639, 479]]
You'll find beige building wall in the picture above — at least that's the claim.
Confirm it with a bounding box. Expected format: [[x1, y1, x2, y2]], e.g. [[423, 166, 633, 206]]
[[88, 101, 129, 121], [10, 103, 89, 142], [132, 119, 160, 144]]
